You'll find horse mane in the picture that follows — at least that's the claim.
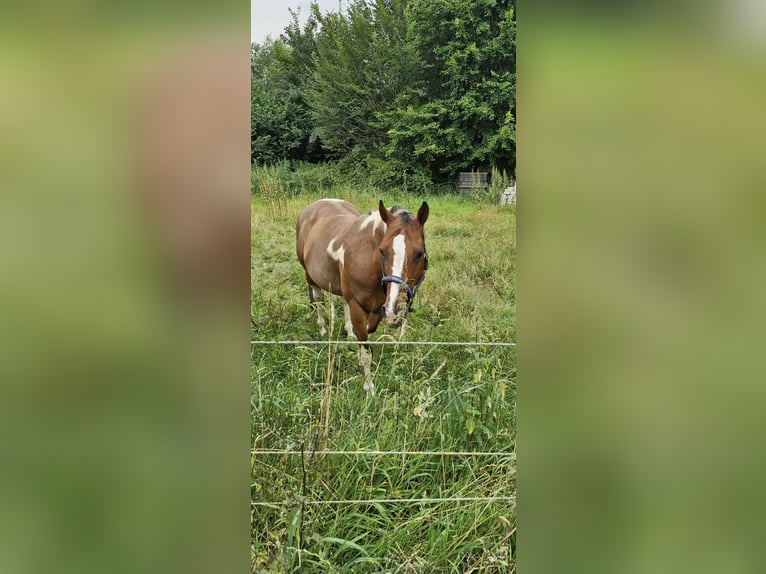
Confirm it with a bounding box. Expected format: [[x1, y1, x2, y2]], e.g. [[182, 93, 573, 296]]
[[390, 204, 413, 223]]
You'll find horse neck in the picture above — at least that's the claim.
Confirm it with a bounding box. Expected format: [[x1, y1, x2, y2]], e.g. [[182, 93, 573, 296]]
[[369, 225, 388, 269]]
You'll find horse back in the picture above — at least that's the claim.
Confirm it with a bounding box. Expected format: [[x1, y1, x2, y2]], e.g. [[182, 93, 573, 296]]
[[296, 199, 361, 293]]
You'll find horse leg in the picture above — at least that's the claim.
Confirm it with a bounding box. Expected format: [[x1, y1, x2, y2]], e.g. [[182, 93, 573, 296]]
[[343, 301, 356, 340], [345, 298, 369, 343], [359, 346, 374, 396], [346, 299, 375, 396], [309, 284, 327, 336], [361, 313, 384, 394], [367, 310, 384, 335]]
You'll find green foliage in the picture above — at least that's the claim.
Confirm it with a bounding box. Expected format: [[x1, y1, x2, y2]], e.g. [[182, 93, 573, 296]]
[[468, 165, 514, 205], [251, 10, 324, 165], [379, 0, 516, 178], [252, 0, 516, 186], [252, 161, 346, 204], [335, 148, 436, 195], [278, 8, 319, 84], [307, 0, 418, 158]]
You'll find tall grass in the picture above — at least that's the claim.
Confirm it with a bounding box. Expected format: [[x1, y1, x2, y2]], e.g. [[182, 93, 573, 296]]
[[252, 167, 516, 573]]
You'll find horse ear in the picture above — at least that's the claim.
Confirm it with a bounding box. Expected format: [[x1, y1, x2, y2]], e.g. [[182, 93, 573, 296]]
[[379, 200, 393, 224], [417, 201, 429, 225]]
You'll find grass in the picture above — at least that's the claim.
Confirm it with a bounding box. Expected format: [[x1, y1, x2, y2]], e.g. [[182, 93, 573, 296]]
[[251, 166, 516, 573]]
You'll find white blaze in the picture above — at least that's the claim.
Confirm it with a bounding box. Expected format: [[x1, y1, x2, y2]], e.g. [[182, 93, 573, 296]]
[[385, 234, 406, 319]]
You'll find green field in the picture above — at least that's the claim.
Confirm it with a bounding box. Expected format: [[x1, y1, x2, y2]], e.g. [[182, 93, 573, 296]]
[[251, 169, 516, 572]]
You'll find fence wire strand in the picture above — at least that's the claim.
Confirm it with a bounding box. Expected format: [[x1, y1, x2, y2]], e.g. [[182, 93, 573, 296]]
[[252, 495, 516, 507], [252, 449, 515, 458], [251, 340, 515, 347], [252, 338, 515, 511]]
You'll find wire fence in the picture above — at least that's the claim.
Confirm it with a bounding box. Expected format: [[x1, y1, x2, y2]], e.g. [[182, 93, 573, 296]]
[[252, 338, 516, 510], [251, 340, 516, 347], [252, 449, 515, 457], [252, 495, 516, 507]]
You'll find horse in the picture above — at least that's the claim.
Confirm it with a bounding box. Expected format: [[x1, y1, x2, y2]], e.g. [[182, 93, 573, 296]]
[[296, 199, 429, 393]]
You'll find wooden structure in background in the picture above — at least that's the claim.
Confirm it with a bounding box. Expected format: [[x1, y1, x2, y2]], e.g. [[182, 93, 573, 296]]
[[458, 171, 489, 195]]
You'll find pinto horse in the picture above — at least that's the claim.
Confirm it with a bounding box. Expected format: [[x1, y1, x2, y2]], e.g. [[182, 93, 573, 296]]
[[296, 199, 429, 393]]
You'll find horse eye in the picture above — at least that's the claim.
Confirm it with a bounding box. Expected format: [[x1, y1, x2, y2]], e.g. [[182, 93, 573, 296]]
[[379, 248, 386, 258], [415, 251, 424, 260]]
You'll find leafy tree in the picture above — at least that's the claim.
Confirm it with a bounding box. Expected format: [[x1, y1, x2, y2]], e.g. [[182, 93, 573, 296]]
[[381, 0, 516, 179], [251, 9, 323, 164], [278, 8, 319, 85], [252, 0, 516, 185], [307, 0, 419, 158]]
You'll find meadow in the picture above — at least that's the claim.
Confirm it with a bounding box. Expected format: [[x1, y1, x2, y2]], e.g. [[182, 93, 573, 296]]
[[251, 165, 516, 573]]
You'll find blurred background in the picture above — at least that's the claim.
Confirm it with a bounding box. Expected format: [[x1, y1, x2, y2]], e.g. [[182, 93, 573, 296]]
[[521, 1, 766, 573], [2, 0, 766, 572], [0, 2, 250, 573]]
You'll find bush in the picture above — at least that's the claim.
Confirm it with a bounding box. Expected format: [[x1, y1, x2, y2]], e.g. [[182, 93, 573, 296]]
[[252, 161, 346, 198], [252, 160, 514, 201], [469, 166, 512, 205]]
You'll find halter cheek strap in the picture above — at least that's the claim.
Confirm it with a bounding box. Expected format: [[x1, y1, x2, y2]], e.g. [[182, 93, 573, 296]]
[[380, 253, 429, 312]]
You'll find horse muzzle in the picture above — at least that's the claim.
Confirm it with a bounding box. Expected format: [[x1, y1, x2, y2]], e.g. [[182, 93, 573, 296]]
[[385, 310, 402, 328], [380, 255, 429, 320], [382, 276, 414, 326]]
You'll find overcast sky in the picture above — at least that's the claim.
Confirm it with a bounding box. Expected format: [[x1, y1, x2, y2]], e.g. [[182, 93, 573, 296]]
[[251, 1, 347, 43]]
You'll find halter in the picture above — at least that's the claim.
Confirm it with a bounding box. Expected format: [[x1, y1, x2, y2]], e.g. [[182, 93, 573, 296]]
[[380, 252, 429, 312]]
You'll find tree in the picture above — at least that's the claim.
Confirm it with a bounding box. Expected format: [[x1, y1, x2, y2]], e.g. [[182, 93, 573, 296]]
[[306, 0, 419, 158], [251, 0, 516, 184], [380, 0, 516, 179], [251, 9, 323, 164]]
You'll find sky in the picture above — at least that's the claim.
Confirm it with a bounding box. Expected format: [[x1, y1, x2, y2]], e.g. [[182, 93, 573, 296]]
[[251, 0, 346, 43]]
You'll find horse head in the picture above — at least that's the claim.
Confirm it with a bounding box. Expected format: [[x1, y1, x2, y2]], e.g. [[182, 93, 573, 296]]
[[378, 200, 429, 327]]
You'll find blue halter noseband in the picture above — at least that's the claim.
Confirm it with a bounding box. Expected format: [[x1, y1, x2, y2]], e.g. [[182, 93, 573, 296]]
[[380, 252, 429, 312]]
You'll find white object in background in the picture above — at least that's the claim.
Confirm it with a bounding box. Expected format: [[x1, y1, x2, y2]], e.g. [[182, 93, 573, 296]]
[[500, 183, 516, 206]]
